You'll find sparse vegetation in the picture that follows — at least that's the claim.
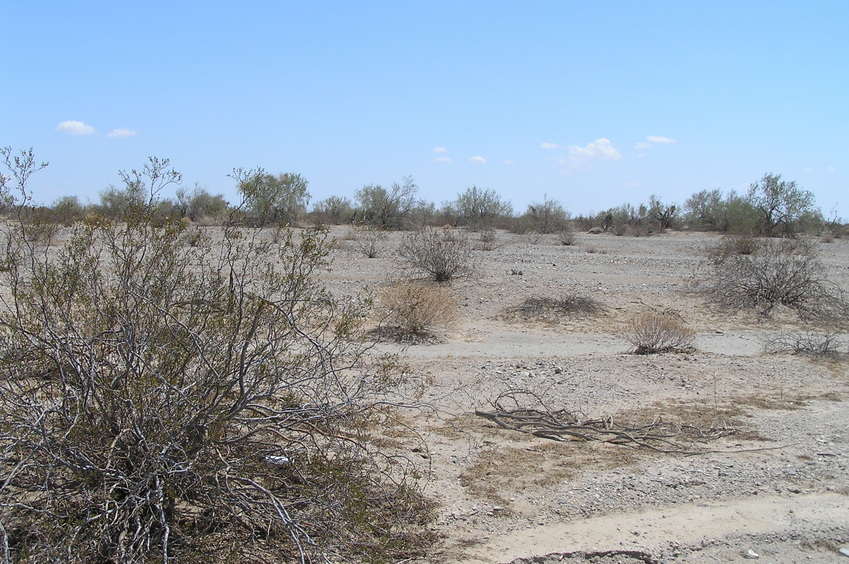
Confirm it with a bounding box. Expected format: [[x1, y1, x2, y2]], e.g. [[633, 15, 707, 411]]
[[508, 293, 603, 322], [702, 236, 848, 319], [376, 281, 459, 343], [764, 331, 845, 357], [622, 311, 695, 354], [398, 227, 476, 282], [353, 224, 389, 258], [476, 227, 498, 251]]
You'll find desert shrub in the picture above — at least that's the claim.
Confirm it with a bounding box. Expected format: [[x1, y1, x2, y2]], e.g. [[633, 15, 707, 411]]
[[355, 177, 419, 230], [622, 311, 695, 354], [233, 168, 310, 227], [513, 195, 570, 235], [450, 186, 513, 231], [310, 195, 355, 225], [398, 227, 475, 282], [647, 195, 679, 231], [175, 184, 229, 223], [353, 224, 389, 258], [52, 195, 86, 225], [702, 236, 847, 319], [508, 293, 603, 321], [476, 227, 498, 251], [558, 224, 576, 245], [376, 281, 459, 342], [764, 331, 845, 357], [0, 152, 434, 563], [709, 233, 764, 258]]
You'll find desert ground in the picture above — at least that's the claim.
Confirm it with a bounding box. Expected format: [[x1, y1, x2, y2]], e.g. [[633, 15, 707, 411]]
[[324, 227, 849, 563]]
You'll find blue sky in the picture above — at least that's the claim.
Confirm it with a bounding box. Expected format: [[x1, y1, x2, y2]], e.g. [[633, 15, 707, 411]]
[[3, 1, 847, 217]]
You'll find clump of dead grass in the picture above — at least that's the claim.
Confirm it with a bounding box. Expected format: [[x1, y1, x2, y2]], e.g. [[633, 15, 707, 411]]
[[622, 310, 695, 354], [373, 281, 459, 343]]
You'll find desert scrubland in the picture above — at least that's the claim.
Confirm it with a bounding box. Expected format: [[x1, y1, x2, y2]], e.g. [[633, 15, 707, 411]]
[[323, 227, 849, 563]]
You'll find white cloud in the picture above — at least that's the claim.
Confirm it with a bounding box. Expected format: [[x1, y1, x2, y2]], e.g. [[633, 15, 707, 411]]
[[634, 142, 653, 150], [434, 156, 453, 163], [107, 128, 137, 138], [540, 142, 559, 149], [557, 138, 621, 171], [646, 135, 676, 144], [56, 120, 95, 135], [566, 138, 621, 160], [469, 156, 486, 164], [503, 159, 515, 165], [432, 147, 449, 153]]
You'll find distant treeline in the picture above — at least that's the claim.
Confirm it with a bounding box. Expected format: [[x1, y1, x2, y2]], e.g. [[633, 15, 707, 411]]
[[4, 155, 843, 238]]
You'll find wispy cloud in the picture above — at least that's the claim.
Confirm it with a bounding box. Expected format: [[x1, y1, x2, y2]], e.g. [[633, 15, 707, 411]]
[[432, 147, 449, 153], [434, 156, 453, 163], [646, 135, 676, 144], [503, 159, 515, 165], [56, 120, 95, 135], [540, 142, 559, 149], [469, 155, 486, 164], [636, 135, 677, 149], [108, 128, 137, 138]]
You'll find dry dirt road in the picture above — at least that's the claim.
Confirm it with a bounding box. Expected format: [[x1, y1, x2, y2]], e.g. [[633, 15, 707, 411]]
[[324, 228, 849, 563]]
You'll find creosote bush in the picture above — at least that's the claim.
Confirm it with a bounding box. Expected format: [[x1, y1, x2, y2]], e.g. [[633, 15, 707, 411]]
[[353, 224, 389, 258], [0, 152, 434, 563], [376, 281, 459, 343], [398, 227, 475, 283], [622, 311, 695, 354], [702, 236, 848, 319]]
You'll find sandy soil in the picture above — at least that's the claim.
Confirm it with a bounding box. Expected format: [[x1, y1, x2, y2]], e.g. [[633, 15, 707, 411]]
[[324, 228, 849, 563]]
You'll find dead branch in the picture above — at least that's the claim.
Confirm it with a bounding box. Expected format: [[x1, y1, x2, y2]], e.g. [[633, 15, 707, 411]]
[[475, 390, 737, 455]]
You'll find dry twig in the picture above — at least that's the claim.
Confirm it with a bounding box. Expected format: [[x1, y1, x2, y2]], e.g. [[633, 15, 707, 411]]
[[475, 390, 737, 455]]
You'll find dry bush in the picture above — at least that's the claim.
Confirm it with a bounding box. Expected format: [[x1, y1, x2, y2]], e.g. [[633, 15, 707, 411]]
[[398, 227, 475, 282], [376, 281, 459, 343], [558, 226, 576, 246], [508, 293, 603, 322], [0, 153, 435, 563], [764, 331, 845, 357], [707, 233, 763, 259], [476, 228, 498, 251], [622, 311, 695, 354], [702, 236, 848, 319], [353, 224, 389, 258]]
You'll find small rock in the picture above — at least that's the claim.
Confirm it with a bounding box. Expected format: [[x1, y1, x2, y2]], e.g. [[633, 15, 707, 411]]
[[838, 547, 849, 557], [744, 549, 759, 559]]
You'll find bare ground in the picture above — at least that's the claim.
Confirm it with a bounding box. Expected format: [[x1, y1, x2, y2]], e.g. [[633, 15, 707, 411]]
[[324, 228, 849, 563]]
